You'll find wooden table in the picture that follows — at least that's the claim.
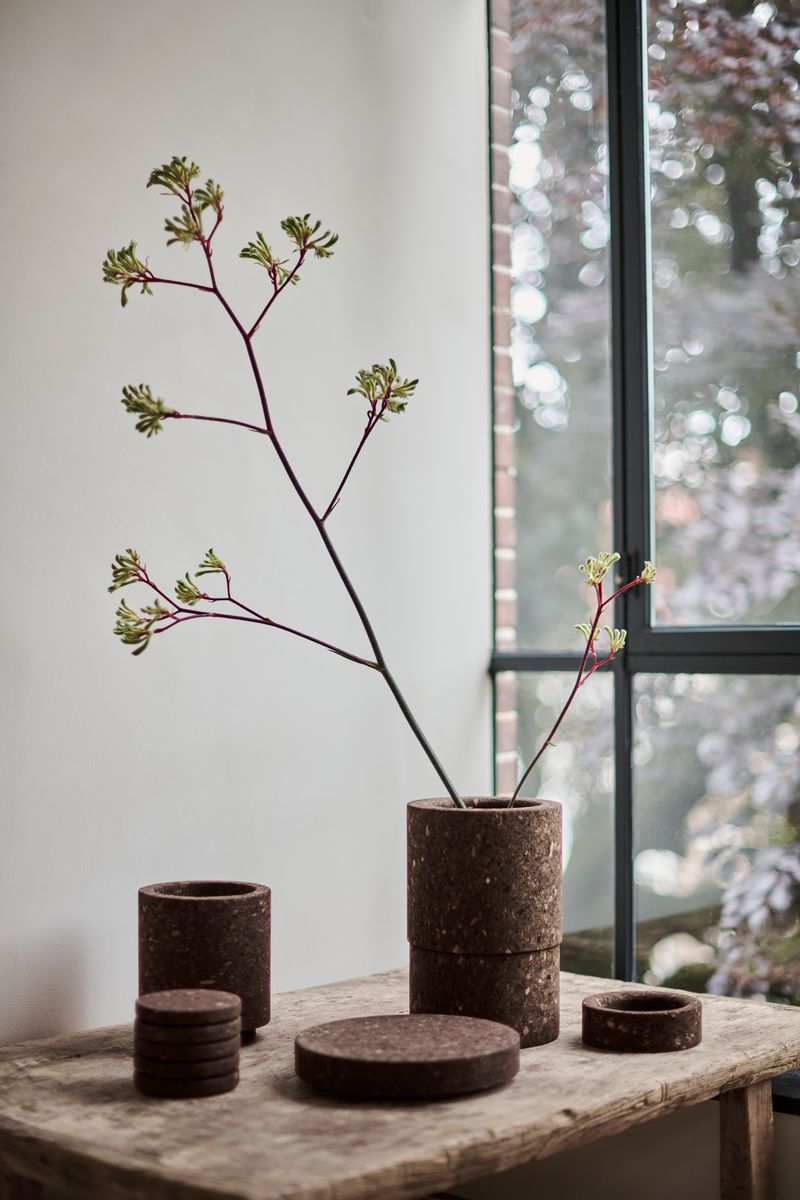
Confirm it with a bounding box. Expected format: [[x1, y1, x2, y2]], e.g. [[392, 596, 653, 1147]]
[[1, 969, 798, 1200]]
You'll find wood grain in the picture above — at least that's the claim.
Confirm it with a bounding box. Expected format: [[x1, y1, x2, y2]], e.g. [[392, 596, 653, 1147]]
[[0, 969, 798, 1200], [720, 1081, 775, 1200], [0, 1173, 43, 1200]]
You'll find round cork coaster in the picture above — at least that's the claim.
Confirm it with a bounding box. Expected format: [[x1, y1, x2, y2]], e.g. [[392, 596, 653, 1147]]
[[136, 989, 241, 1027], [134, 1070, 239, 1099], [134, 1053, 240, 1081], [134, 1033, 242, 1063], [295, 1014, 520, 1099], [134, 1017, 241, 1045]]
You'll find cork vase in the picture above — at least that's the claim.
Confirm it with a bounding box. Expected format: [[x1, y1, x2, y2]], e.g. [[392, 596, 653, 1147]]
[[138, 881, 271, 1040], [407, 798, 562, 1048]]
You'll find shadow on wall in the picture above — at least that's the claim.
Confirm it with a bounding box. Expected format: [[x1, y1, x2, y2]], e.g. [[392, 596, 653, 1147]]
[[0, 932, 86, 1045]]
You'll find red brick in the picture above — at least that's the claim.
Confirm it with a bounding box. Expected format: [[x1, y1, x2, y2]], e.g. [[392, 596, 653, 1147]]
[[491, 104, 513, 147], [492, 146, 509, 189], [496, 759, 519, 797], [494, 552, 517, 591], [494, 511, 517, 549], [490, 0, 512, 34], [495, 597, 518, 629], [493, 307, 512, 347], [493, 391, 514, 426], [493, 350, 513, 388], [491, 28, 512, 73], [492, 226, 511, 271], [492, 266, 511, 311], [494, 470, 516, 507], [491, 185, 511, 226], [494, 429, 516, 471], [494, 672, 518, 709], [495, 714, 519, 754]]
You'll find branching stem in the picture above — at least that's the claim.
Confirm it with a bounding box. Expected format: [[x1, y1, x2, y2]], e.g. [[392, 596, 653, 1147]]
[[167, 191, 466, 807], [510, 575, 645, 805], [322, 408, 383, 522], [170, 412, 268, 436], [247, 252, 306, 338], [136, 566, 377, 670]]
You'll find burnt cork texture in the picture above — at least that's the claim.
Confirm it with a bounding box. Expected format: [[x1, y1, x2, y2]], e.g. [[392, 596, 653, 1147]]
[[410, 943, 560, 1048], [408, 799, 562, 952], [408, 798, 562, 1048], [582, 990, 703, 1053], [295, 1014, 520, 1098], [139, 881, 270, 1036]]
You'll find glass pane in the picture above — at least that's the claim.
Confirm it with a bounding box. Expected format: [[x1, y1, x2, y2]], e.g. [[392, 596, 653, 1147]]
[[510, 1, 613, 649], [517, 671, 615, 975], [646, 5, 800, 626], [634, 675, 800, 1004]]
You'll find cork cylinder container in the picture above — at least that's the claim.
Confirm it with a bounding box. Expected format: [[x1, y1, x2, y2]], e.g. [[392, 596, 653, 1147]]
[[408, 798, 562, 1048], [139, 881, 270, 1039]]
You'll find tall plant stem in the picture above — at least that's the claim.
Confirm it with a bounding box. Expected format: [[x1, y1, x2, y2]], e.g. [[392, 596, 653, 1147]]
[[193, 226, 465, 808]]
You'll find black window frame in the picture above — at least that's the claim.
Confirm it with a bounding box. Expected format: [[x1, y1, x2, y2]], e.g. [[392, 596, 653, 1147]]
[[490, 0, 800, 984]]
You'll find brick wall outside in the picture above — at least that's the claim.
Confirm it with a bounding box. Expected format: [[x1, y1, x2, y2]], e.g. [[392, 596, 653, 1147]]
[[489, 0, 519, 796]]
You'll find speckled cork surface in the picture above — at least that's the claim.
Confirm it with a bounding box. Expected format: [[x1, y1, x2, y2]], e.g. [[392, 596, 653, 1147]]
[[410, 944, 560, 1048], [407, 799, 562, 953], [582, 990, 703, 1053], [136, 990, 242, 1027], [133, 1035, 241, 1062], [295, 1014, 520, 1098], [133, 1017, 242, 1045], [138, 881, 270, 1034]]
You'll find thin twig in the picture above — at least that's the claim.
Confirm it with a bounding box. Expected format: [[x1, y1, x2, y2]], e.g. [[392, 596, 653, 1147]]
[[147, 275, 214, 294], [169, 412, 268, 436], [247, 252, 306, 338], [322, 410, 382, 522]]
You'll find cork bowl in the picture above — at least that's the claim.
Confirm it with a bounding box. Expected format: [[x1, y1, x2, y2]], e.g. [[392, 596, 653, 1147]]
[[582, 989, 702, 1053]]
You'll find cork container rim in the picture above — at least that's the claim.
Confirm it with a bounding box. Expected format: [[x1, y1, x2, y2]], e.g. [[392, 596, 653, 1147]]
[[140, 880, 270, 901], [583, 990, 701, 1017], [408, 797, 560, 815]]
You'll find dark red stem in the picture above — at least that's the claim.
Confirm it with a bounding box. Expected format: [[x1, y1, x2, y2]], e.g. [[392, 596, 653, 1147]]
[[165, 196, 465, 807], [510, 574, 646, 804], [321, 407, 383, 522], [170, 412, 268, 436], [247, 252, 306, 338]]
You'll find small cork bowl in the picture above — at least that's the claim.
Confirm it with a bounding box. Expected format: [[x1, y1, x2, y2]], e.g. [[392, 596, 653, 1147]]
[[582, 989, 702, 1053]]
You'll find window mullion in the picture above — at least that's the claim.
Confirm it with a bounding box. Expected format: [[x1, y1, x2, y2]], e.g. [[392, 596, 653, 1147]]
[[606, 0, 649, 982]]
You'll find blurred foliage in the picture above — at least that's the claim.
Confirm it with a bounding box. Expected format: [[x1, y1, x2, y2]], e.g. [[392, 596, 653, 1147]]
[[510, 0, 800, 1000]]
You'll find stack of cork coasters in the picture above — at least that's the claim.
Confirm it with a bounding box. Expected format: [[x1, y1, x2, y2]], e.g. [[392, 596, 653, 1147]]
[[134, 989, 242, 1098]]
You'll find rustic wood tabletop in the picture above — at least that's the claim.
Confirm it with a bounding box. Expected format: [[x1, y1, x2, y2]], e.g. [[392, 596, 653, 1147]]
[[1, 968, 798, 1200]]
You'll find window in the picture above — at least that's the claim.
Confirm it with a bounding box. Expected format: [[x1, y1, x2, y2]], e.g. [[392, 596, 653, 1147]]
[[491, 0, 800, 1005]]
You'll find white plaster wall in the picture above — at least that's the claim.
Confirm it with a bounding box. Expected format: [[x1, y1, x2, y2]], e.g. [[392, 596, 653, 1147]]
[[0, 0, 492, 1042]]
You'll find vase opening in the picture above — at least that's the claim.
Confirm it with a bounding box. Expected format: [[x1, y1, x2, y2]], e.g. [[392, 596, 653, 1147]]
[[466, 798, 541, 811], [595, 992, 690, 1015], [149, 881, 261, 899]]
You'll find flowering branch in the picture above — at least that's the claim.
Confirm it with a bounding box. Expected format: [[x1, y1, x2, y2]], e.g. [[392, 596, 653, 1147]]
[[109, 549, 378, 669], [120, 385, 268, 437], [104, 157, 464, 808], [510, 555, 657, 805], [322, 361, 418, 522]]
